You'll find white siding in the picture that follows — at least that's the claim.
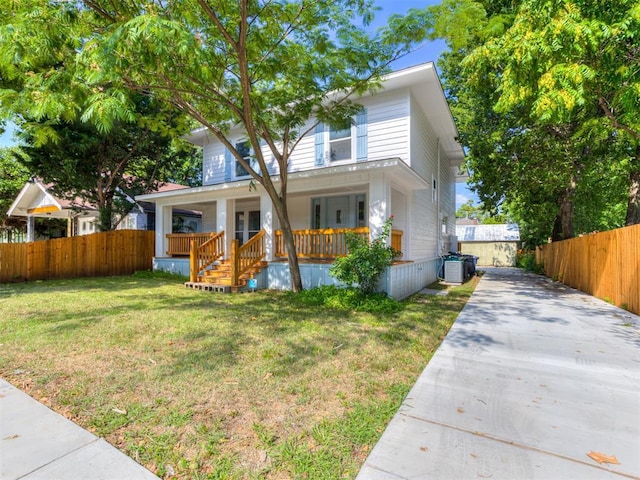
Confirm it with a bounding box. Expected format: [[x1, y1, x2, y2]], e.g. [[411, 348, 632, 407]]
[[202, 140, 225, 186], [288, 121, 317, 173], [366, 90, 410, 163], [202, 90, 411, 184], [202, 134, 280, 186], [409, 93, 439, 181], [408, 188, 439, 260], [403, 93, 458, 260]]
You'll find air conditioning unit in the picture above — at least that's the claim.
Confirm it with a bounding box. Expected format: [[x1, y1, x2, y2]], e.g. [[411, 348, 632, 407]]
[[444, 259, 464, 284]]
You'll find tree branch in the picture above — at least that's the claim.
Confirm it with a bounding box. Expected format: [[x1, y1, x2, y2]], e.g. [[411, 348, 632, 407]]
[[598, 97, 640, 141], [195, 0, 238, 48]]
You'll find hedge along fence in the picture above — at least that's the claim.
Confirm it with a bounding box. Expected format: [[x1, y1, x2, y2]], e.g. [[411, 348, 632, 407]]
[[535, 224, 640, 316], [0, 230, 155, 283]]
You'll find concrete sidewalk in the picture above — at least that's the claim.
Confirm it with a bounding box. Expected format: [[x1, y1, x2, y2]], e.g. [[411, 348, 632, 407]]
[[357, 268, 640, 480], [0, 378, 159, 480]]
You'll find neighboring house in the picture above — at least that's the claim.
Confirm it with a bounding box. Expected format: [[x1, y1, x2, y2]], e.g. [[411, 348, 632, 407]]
[[455, 217, 479, 226], [137, 63, 466, 299], [456, 223, 521, 267], [7, 178, 200, 241]]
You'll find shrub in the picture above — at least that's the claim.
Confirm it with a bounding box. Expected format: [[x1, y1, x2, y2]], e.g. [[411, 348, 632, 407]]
[[287, 285, 402, 314], [516, 251, 544, 274], [330, 217, 398, 295]]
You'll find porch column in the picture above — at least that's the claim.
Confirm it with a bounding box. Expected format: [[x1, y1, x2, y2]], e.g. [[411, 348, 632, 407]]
[[26, 215, 35, 242], [155, 203, 173, 257], [200, 204, 217, 233], [217, 199, 234, 258], [368, 172, 391, 242], [260, 191, 274, 261]]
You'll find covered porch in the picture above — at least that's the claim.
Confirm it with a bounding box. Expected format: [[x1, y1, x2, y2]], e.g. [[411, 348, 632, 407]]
[[139, 159, 438, 297], [165, 226, 403, 259]]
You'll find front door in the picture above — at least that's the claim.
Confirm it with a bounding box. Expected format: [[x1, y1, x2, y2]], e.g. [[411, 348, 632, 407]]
[[326, 196, 350, 229], [235, 210, 260, 246], [311, 194, 366, 229]]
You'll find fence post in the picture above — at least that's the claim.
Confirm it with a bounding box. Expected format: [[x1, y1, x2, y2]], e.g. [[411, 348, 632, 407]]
[[189, 239, 197, 283], [230, 239, 239, 287]]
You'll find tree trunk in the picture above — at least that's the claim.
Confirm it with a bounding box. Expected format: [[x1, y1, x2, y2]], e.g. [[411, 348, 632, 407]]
[[271, 193, 303, 292], [551, 214, 563, 242], [625, 146, 640, 225], [556, 175, 577, 240], [97, 205, 113, 232]]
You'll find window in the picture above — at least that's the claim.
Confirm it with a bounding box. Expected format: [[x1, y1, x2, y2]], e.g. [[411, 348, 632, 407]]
[[315, 109, 367, 165], [235, 212, 245, 244], [235, 141, 252, 178], [248, 210, 261, 239], [432, 175, 438, 203], [329, 120, 352, 161], [357, 195, 366, 227]]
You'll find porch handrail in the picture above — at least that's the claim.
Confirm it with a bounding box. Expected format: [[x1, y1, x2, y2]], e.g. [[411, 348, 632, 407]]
[[190, 231, 225, 282], [391, 229, 403, 258], [274, 227, 370, 258], [167, 232, 218, 256], [230, 230, 266, 286]]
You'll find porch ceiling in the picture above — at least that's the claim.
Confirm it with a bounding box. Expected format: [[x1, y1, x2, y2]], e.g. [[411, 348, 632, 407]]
[[288, 158, 428, 193], [135, 158, 429, 208]]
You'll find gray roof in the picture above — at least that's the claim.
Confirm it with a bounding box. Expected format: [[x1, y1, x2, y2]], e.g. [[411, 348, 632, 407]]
[[456, 224, 520, 242]]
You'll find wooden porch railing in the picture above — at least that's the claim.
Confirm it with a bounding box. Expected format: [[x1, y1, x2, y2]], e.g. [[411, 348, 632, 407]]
[[274, 227, 368, 258], [391, 229, 403, 257], [167, 232, 220, 256], [230, 230, 266, 286], [190, 231, 225, 282], [274, 227, 403, 258]]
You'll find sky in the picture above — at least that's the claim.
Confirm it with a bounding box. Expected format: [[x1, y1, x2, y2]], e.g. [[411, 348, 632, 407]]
[[0, 0, 477, 207]]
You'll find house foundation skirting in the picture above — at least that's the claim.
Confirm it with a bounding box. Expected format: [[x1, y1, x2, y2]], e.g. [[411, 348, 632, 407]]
[[152, 256, 440, 300], [154, 257, 191, 277]]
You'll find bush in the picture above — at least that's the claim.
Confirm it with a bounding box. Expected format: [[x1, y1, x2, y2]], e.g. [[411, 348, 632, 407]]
[[516, 251, 544, 274], [330, 217, 398, 295], [286, 285, 402, 314]]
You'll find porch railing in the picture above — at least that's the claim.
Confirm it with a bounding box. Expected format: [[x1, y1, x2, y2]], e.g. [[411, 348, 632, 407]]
[[275, 227, 404, 259], [230, 230, 266, 286], [190, 231, 225, 282], [391, 229, 403, 257], [167, 232, 219, 256]]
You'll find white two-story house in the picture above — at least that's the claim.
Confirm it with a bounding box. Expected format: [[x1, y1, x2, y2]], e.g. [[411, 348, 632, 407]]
[[137, 63, 465, 298]]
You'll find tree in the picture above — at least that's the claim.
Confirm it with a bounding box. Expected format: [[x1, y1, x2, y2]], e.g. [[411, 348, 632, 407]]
[[476, 0, 640, 225], [18, 98, 198, 231], [428, 0, 638, 246], [0, 2, 201, 232], [455, 199, 507, 224], [0, 147, 30, 229], [71, 0, 432, 291]]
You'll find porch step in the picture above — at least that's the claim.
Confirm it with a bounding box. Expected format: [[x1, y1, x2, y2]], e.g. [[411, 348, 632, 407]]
[[197, 276, 247, 287], [190, 259, 268, 291]]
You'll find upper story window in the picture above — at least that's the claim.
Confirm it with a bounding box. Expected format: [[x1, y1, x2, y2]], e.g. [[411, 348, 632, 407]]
[[329, 120, 352, 162], [235, 141, 252, 178], [315, 109, 368, 167], [226, 140, 261, 180]]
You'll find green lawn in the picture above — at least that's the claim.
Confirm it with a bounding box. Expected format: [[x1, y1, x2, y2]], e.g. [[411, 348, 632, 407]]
[[0, 273, 478, 479]]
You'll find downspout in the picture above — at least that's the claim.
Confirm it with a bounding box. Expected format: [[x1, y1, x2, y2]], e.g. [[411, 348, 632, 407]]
[[437, 137, 442, 255]]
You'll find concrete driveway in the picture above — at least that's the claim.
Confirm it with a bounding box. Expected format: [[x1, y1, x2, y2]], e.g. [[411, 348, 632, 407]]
[[357, 268, 640, 479]]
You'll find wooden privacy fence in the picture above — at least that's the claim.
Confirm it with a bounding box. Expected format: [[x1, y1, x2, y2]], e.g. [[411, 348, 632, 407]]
[[535, 224, 640, 315], [0, 230, 155, 283]]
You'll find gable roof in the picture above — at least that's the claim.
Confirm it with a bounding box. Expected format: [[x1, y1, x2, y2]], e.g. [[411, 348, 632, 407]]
[[7, 178, 189, 219], [456, 224, 521, 242]]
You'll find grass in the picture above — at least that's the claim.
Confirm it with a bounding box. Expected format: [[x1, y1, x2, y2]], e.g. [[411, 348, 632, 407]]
[[0, 273, 478, 479]]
